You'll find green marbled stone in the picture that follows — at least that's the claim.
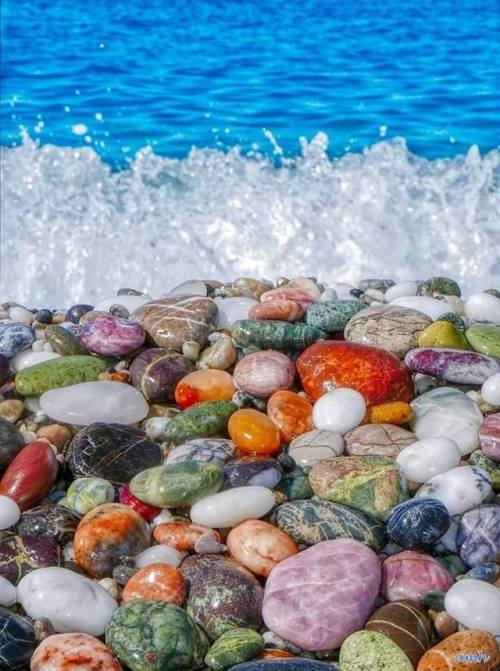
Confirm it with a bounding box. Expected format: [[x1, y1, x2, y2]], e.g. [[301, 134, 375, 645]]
[[205, 628, 264, 671], [465, 324, 500, 359], [339, 631, 413, 671], [469, 450, 500, 491], [45, 324, 88, 355], [105, 600, 209, 671], [276, 467, 313, 501], [130, 461, 224, 507], [15, 355, 107, 396], [276, 498, 387, 551], [161, 400, 237, 445], [60, 477, 115, 515], [305, 299, 365, 332], [231, 320, 325, 351], [423, 276, 461, 297]]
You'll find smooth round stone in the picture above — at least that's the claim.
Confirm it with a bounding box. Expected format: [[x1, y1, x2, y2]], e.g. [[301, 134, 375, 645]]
[[135, 544, 185, 569], [67, 422, 162, 485], [16, 353, 108, 396], [231, 319, 325, 351], [233, 351, 295, 399], [466, 324, 500, 358], [444, 579, 500, 635], [214, 297, 258, 329], [262, 539, 381, 651], [17, 504, 79, 546], [130, 461, 224, 508], [162, 400, 236, 445], [66, 303, 94, 323], [0, 441, 59, 511], [0, 576, 17, 607], [305, 299, 365, 332], [249, 299, 304, 322], [417, 320, 469, 349], [309, 455, 407, 521], [40, 381, 149, 425], [465, 292, 500, 323], [288, 429, 344, 468], [175, 369, 236, 408], [105, 600, 208, 671], [385, 282, 419, 301], [80, 314, 145, 356], [0, 420, 24, 471], [479, 413, 500, 461], [181, 554, 263, 639], [228, 408, 281, 456], [390, 296, 453, 320], [345, 423, 416, 458], [396, 438, 462, 482], [74, 503, 150, 578], [10, 350, 60, 372], [122, 563, 185, 605], [0, 606, 37, 670], [387, 498, 450, 549], [345, 306, 432, 358], [31, 633, 123, 671], [18, 566, 117, 634], [0, 354, 10, 386], [312, 388, 366, 434], [166, 438, 236, 467], [130, 349, 195, 403], [423, 276, 461, 296], [0, 535, 60, 584], [227, 519, 298, 577], [339, 630, 413, 671], [45, 324, 88, 355], [133, 296, 217, 351], [365, 600, 432, 667], [410, 387, 483, 455], [276, 499, 387, 551], [205, 628, 265, 671], [417, 630, 500, 671], [190, 486, 275, 528], [382, 551, 454, 602], [482, 374, 500, 406], [415, 466, 492, 516], [95, 295, 152, 313], [404, 347, 500, 384], [224, 457, 282, 489], [168, 279, 208, 297], [0, 495, 20, 530], [62, 477, 115, 515], [0, 322, 35, 358], [457, 504, 500, 567]]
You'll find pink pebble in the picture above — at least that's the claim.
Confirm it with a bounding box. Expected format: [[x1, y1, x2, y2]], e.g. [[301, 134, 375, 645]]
[[382, 550, 454, 603]]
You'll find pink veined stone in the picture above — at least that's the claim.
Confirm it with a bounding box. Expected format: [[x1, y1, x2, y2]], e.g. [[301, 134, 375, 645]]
[[260, 288, 316, 311], [262, 538, 381, 651], [479, 413, 500, 462], [249, 300, 304, 322], [80, 315, 145, 356], [233, 350, 295, 398], [382, 551, 454, 603]]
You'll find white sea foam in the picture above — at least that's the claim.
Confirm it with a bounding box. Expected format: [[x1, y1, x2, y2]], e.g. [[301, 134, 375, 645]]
[[1, 133, 499, 306]]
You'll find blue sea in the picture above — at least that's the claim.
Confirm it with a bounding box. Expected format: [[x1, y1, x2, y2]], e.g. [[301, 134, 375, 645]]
[[1, 0, 499, 304]]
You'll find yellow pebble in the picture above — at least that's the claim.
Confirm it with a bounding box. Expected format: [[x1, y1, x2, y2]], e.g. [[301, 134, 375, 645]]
[[365, 401, 413, 426], [417, 321, 469, 349]]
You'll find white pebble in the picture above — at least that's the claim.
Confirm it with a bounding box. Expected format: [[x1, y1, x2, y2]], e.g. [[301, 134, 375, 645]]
[[396, 438, 462, 483], [320, 288, 338, 302], [384, 281, 418, 302], [151, 508, 173, 526], [390, 296, 453, 320], [11, 350, 60, 372], [465, 292, 500, 324], [0, 575, 17, 606], [9, 307, 33, 324], [0, 494, 21, 530], [445, 579, 500, 636], [214, 297, 258, 329], [415, 466, 492, 516], [135, 544, 185, 568], [481, 372, 500, 406], [328, 282, 356, 297], [32, 340, 45, 352], [313, 388, 366, 434], [190, 486, 275, 528]]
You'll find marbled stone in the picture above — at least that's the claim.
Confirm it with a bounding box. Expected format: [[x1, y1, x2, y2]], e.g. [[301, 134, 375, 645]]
[[0, 322, 35, 358], [415, 466, 492, 516], [262, 539, 381, 651], [345, 423, 416, 458], [130, 349, 195, 402], [0, 535, 60, 584], [122, 563, 185, 605], [31, 633, 123, 671], [466, 324, 500, 358], [339, 630, 413, 671], [249, 299, 303, 322], [468, 450, 500, 490], [231, 319, 325, 351], [464, 562, 499, 583], [181, 554, 263, 639], [224, 457, 282, 489], [382, 551, 454, 602], [0, 420, 24, 472], [404, 348, 500, 384], [205, 628, 265, 671], [288, 429, 344, 468], [386, 498, 450, 549], [166, 438, 236, 467], [0, 606, 37, 670], [190, 486, 275, 528], [227, 520, 298, 577], [162, 400, 236, 445], [479, 413, 500, 461], [305, 299, 365, 332], [396, 437, 462, 482], [456, 504, 500, 567], [45, 324, 88, 355], [67, 423, 162, 485], [276, 499, 387, 551], [0, 441, 59, 511], [233, 351, 295, 399], [276, 467, 313, 500], [80, 314, 145, 356], [444, 579, 500, 636], [417, 630, 500, 671], [15, 355, 107, 396], [61, 477, 115, 515], [17, 504, 79, 545]]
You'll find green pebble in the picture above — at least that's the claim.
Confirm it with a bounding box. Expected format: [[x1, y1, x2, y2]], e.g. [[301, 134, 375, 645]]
[[205, 628, 264, 671], [161, 400, 237, 445], [45, 324, 88, 355], [421, 590, 446, 611], [15, 355, 107, 396], [305, 299, 365, 332], [276, 467, 314, 501], [61, 477, 115, 515], [231, 319, 325, 351], [465, 324, 500, 359], [130, 461, 224, 507], [437, 553, 468, 578], [469, 450, 500, 491], [339, 630, 413, 671], [424, 276, 461, 296]]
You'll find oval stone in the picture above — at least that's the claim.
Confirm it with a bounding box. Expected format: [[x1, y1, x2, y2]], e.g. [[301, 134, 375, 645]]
[[465, 292, 500, 323], [80, 314, 145, 356], [396, 437, 462, 483], [444, 579, 500, 636], [15, 355, 108, 396], [227, 520, 298, 577], [205, 627, 265, 671], [0, 322, 35, 359], [415, 466, 492, 516], [67, 422, 162, 485], [31, 633, 123, 671], [162, 400, 237, 445], [0, 606, 37, 670], [416, 630, 500, 671], [382, 551, 454, 603], [305, 299, 365, 332], [479, 413, 500, 462], [233, 351, 295, 399], [345, 423, 416, 458], [10, 350, 60, 372], [0, 495, 20, 530], [386, 498, 450, 549], [0, 420, 24, 472], [231, 320, 325, 351], [0, 535, 60, 584], [190, 486, 275, 528], [224, 457, 282, 489], [17, 504, 79, 545], [288, 429, 344, 468], [166, 438, 236, 467], [45, 324, 88, 355], [40, 381, 149, 425], [62, 477, 115, 515], [466, 324, 500, 358], [404, 348, 500, 384], [390, 296, 454, 320], [276, 499, 387, 551], [130, 349, 195, 402], [262, 539, 381, 651], [214, 297, 258, 329], [0, 441, 58, 511], [456, 504, 500, 567], [339, 630, 413, 671]]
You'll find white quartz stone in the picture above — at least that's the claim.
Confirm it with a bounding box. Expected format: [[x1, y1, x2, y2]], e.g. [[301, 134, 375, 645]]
[[313, 388, 366, 434], [445, 579, 500, 636], [214, 296, 258, 329], [328, 282, 356, 297], [384, 282, 419, 302], [9, 307, 34, 324], [465, 292, 500, 324], [94, 295, 152, 313], [415, 466, 492, 516], [0, 494, 21, 530], [166, 280, 208, 297], [151, 508, 174, 527], [390, 296, 453, 320], [319, 288, 338, 302], [0, 575, 17, 607], [18, 567, 117, 635], [482, 372, 500, 406], [11, 350, 60, 372], [135, 544, 185, 568], [288, 429, 345, 468], [190, 486, 275, 528], [396, 438, 462, 483], [40, 381, 149, 425]]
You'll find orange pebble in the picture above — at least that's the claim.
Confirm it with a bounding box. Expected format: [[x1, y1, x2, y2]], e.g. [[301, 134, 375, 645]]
[[267, 390, 313, 443], [365, 401, 414, 426], [249, 300, 304, 322], [154, 521, 221, 550], [227, 519, 298, 577], [416, 630, 499, 671], [174, 369, 236, 408], [257, 650, 295, 660], [228, 408, 282, 455], [122, 563, 185, 605], [260, 288, 315, 310]]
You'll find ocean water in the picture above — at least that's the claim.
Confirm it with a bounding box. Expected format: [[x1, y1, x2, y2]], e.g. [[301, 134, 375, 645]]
[[1, 0, 500, 304]]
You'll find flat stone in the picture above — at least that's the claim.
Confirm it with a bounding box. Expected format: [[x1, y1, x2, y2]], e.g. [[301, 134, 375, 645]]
[[404, 347, 500, 384]]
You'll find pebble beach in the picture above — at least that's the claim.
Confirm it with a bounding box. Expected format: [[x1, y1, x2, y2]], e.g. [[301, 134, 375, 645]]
[[0, 275, 499, 670]]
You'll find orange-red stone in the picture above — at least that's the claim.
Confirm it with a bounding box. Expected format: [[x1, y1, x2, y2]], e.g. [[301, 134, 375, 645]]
[[228, 408, 282, 455], [249, 300, 304, 322], [257, 650, 296, 660], [122, 563, 186, 605], [416, 630, 499, 671], [267, 390, 313, 443], [174, 369, 235, 408], [154, 521, 221, 550], [296, 340, 414, 406], [0, 441, 58, 511], [227, 519, 298, 577]]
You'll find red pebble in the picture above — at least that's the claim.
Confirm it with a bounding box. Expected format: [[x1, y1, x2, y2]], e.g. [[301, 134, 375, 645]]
[[0, 441, 58, 511], [118, 484, 161, 522]]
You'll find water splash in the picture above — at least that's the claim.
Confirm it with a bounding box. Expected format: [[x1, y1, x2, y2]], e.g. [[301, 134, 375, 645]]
[[1, 133, 499, 306]]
